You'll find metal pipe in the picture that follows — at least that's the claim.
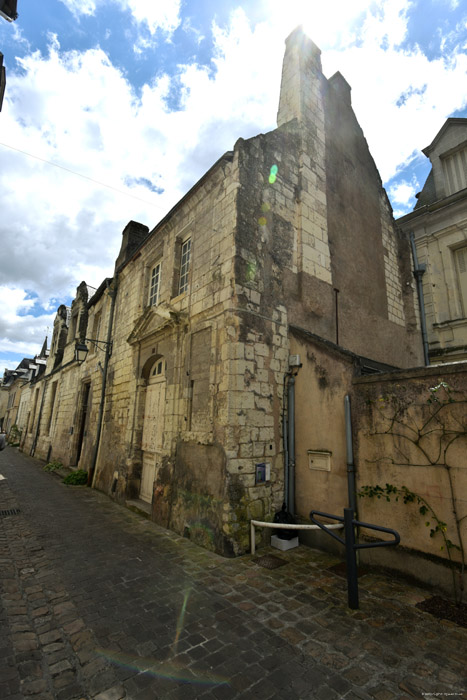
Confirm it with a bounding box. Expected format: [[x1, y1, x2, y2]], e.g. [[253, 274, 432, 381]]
[[344, 395, 356, 513], [282, 373, 289, 510], [90, 276, 118, 488], [409, 232, 430, 366], [250, 519, 344, 555], [344, 508, 359, 609], [287, 374, 296, 516]]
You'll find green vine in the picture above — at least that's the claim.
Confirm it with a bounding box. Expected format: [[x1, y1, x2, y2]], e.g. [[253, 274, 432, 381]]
[[362, 381, 466, 605], [359, 483, 462, 603]]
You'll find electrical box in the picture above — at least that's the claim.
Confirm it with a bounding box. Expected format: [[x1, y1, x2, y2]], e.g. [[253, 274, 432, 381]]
[[288, 354, 301, 367], [255, 462, 271, 484], [307, 450, 331, 471]]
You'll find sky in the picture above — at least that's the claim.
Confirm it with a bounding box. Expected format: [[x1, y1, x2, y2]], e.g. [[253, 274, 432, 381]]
[[0, 0, 466, 372]]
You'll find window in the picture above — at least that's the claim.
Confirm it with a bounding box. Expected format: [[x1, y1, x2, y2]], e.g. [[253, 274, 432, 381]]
[[178, 238, 191, 295], [149, 262, 162, 306], [455, 246, 467, 315], [68, 313, 78, 342], [90, 311, 101, 353], [152, 360, 164, 376], [442, 146, 467, 196], [46, 382, 58, 435]]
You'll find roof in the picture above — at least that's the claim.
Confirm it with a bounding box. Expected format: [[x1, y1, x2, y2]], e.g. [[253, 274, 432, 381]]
[[414, 169, 436, 209], [422, 117, 467, 156]]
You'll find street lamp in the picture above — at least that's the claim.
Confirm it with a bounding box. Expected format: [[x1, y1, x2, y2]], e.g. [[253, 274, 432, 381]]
[[74, 338, 112, 364]]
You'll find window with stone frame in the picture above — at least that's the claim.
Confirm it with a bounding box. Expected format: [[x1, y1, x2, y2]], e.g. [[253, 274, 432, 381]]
[[149, 261, 162, 306], [178, 238, 191, 295], [454, 245, 467, 316], [68, 312, 78, 343], [90, 311, 101, 353], [442, 145, 467, 196], [46, 381, 58, 435]]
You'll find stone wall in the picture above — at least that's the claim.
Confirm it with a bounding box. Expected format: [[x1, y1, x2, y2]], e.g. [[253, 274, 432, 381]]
[[352, 364, 467, 596]]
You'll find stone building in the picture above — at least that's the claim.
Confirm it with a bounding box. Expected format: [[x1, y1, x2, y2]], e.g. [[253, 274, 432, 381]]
[[21, 28, 423, 556], [1, 341, 48, 438], [397, 118, 467, 363]]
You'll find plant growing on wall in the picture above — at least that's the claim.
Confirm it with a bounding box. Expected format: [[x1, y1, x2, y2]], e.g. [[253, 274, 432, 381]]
[[63, 469, 88, 485], [8, 424, 21, 446], [359, 382, 466, 604], [43, 460, 63, 472]]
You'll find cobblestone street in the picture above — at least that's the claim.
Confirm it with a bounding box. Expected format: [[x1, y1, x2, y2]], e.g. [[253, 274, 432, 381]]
[[0, 447, 466, 699]]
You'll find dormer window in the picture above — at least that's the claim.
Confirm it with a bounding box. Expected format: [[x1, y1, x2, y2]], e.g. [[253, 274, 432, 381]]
[[441, 145, 467, 196]]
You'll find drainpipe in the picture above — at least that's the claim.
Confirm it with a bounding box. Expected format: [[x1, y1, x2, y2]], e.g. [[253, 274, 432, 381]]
[[409, 232, 430, 366], [287, 374, 296, 516], [282, 373, 290, 510], [89, 276, 118, 488], [344, 395, 356, 513]]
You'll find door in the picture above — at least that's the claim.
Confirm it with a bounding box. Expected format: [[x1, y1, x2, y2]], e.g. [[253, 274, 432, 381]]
[[76, 383, 91, 465], [140, 360, 166, 503]]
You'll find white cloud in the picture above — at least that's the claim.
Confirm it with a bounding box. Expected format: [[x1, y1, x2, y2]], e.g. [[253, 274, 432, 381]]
[[389, 180, 418, 206], [119, 0, 181, 35], [58, 0, 97, 18], [58, 0, 181, 37], [321, 2, 467, 182], [1, 0, 467, 366], [0, 287, 54, 358]]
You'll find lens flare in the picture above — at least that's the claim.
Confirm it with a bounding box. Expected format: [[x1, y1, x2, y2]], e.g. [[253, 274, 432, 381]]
[[95, 589, 230, 689], [171, 588, 191, 656], [246, 260, 257, 282], [258, 216, 267, 226], [269, 164, 278, 184], [96, 648, 229, 686]]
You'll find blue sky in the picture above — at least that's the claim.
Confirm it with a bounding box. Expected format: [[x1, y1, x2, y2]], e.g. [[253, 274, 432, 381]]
[[1, 0, 467, 371]]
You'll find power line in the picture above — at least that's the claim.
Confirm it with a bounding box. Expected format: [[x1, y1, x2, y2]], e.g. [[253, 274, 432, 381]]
[[0, 140, 167, 210]]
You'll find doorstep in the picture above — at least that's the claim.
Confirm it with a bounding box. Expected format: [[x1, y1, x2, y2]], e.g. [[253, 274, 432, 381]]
[[126, 498, 152, 519]]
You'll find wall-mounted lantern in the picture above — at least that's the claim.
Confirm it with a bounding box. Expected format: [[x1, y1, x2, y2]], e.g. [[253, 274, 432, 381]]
[[74, 338, 112, 364]]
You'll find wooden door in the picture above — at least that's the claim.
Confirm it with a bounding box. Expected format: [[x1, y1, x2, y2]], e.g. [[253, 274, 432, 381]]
[[140, 361, 166, 503]]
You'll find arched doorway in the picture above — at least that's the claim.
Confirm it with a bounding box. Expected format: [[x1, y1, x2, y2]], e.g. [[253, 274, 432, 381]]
[[140, 357, 166, 503]]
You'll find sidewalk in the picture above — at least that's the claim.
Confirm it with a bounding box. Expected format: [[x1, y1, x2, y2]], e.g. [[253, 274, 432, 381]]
[[0, 447, 466, 699]]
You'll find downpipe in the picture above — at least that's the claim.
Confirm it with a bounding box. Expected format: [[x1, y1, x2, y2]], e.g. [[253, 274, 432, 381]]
[[409, 232, 430, 366], [287, 373, 296, 516], [344, 395, 356, 513]]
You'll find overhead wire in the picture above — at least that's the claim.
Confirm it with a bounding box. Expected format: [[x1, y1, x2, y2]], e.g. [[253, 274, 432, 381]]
[[0, 140, 167, 211]]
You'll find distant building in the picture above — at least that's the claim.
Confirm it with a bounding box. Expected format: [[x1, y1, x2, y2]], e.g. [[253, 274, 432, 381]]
[[1, 339, 48, 437], [397, 118, 467, 363], [20, 28, 423, 555]]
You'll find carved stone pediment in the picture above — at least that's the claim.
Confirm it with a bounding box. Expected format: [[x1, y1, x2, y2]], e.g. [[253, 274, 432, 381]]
[[127, 302, 188, 345]]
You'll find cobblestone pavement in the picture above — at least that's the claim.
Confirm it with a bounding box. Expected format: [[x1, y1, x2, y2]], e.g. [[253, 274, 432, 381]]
[[0, 448, 466, 700]]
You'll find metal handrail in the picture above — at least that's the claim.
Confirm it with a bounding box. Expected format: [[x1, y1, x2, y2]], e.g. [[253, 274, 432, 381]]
[[310, 508, 400, 609]]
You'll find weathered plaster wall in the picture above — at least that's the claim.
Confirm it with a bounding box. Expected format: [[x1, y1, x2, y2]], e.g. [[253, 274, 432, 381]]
[[352, 364, 467, 595], [290, 330, 355, 521]]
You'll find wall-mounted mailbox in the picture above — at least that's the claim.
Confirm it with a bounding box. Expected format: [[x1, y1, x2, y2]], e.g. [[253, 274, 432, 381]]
[[255, 462, 271, 484], [307, 450, 331, 471]]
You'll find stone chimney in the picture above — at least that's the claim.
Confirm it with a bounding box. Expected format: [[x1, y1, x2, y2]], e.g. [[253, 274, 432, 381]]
[[328, 71, 352, 107], [277, 26, 324, 128], [115, 221, 150, 270]]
